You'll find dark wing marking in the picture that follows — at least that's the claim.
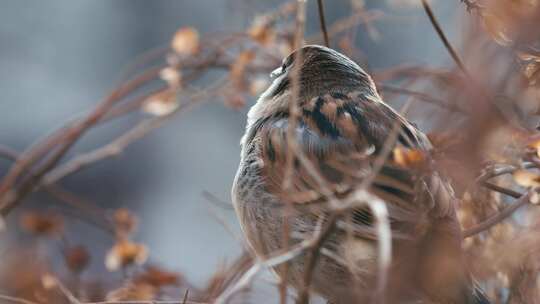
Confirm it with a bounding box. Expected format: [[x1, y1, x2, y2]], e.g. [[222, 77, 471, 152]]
[[250, 92, 453, 239]]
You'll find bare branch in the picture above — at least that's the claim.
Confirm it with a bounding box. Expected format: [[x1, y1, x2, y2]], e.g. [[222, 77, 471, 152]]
[[463, 190, 533, 238], [316, 0, 330, 47], [420, 0, 470, 78]]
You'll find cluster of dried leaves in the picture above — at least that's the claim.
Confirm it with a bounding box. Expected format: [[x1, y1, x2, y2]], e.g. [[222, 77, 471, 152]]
[[2, 0, 540, 303]]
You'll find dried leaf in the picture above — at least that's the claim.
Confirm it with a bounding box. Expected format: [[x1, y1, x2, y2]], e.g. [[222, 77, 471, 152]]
[[277, 39, 294, 58], [41, 274, 57, 290], [105, 240, 149, 271], [171, 27, 199, 55], [513, 170, 540, 188], [527, 138, 540, 158], [112, 208, 138, 237], [517, 51, 540, 62], [482, 13, 512, 46], [524, 61, 540, 86], [530, 191, 540, 204], [392, 147, 425, 168], [224, 94, 246, 110], [20, 212, 63, 237], [159, 67, 182, 88], [134, 266, 180, 287], [106, 282, 157, 301], [248, 16, 275, 46], [142, 89, 179, 117], [64, 245, 90, 273], [230, 50, 256, 90]]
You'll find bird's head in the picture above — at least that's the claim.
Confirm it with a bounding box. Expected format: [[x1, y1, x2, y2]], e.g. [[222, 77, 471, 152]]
[[247, 45, 378, 127]]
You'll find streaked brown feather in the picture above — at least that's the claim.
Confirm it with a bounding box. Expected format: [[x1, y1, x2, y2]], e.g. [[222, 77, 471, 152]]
[[253, 92, 452, 241]]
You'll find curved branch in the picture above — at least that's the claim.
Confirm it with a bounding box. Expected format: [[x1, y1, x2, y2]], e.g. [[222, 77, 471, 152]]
[[463, 191, 532, 238]]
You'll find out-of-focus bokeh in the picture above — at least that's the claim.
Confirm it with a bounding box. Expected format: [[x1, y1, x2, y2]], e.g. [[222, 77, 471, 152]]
[[26, 1, 540, 304], [0, 0, 459, 285], [0, 0, 462, 283]]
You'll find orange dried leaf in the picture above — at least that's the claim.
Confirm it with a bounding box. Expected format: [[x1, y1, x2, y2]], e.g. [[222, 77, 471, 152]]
[[513, 170, 540, 188], [230, 50, 256, 90], [159, 67, 182, 88], [64, 245, 90, 273], [277, 39, 294, 58], [106, 282, 157, 301], [482, 13, 512, 46], [171, 27, 199, 55], [225, 94, 246, 110], [248, 16, 275, 46], [517, 51, 540, 62], [20, 212, 63, 237], [524, 61, 540, 86], [105, 240, 148, 271], [113, 208, 138, 237], [527, 138, 540, 158], [135, 266, 180, 287], [41, 274, 57, 290], [142, 89, 179, 117], [393, 147, 425, 168]]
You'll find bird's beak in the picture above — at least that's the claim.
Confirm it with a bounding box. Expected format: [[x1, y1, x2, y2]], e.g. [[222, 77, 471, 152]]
[[270, 67, 284, 80]]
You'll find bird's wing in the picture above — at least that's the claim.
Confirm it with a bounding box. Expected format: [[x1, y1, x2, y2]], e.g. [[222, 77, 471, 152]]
[[248, 91, 455, 240]]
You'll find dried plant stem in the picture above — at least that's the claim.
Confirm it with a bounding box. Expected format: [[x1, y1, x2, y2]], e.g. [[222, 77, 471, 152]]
[[0, 145, 113, 233], [316, 0, 330, 47], [283, 0, 307, 191], [477, 162, 535, 182], [42, 118, 169, 186], [0, 294, 39, 304], [296, 214, 338, 304], [420, 0, 470, 79], [460, 0, 482, 12], [214, 241, 310, 304], [0, 67, 161, 217], [481, 181, 522, 199], [280, 1, 307, 303], [182, 290, 190, 304], [463, 190, 532, 238], [379, 84, 466, 114], [0, 295, 208, 304]]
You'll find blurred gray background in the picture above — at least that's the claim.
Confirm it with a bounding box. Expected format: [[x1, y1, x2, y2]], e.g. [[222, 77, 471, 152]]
[[0, 0, 461, 292]]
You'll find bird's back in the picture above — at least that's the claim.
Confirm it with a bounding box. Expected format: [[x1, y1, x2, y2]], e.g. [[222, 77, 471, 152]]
[[232, 91, 479, 303]]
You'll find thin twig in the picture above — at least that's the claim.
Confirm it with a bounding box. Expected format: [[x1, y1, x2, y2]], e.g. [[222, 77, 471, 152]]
[[463, 190, 533, 238], [296, 214, 338, 304], [86, 301, 204, 304], [379, 84, 466, 114], [0, 294, 39, 304], [182, 290, 189, 304], [214, 242, 309, 304], [482, 181, 522, 199], [280, 1, 307, 303], [42, 118, 168, 186], [420, 0, 471, 78], [460, 0, 483, 12], [316, 0, 330, 47]]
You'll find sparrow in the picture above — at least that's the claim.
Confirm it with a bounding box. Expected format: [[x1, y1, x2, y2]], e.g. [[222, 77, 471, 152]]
[[232, 45, 489, 303]]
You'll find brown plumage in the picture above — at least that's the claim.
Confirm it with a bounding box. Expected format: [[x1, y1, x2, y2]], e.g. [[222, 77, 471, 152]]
[[232, 45, 489, 303]]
